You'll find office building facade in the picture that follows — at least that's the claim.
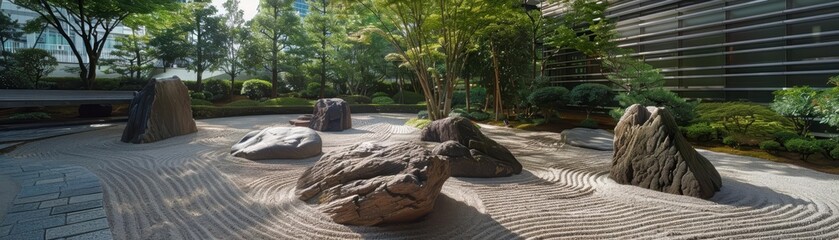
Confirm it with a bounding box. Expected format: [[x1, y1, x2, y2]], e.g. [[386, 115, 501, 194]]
[[545, 0, 839, 102]]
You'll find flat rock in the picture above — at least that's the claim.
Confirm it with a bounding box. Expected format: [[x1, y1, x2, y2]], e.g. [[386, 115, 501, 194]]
[[421, 117, 521, 178], [121, 76, 197, 143], [231, 127, 322, 160], [611, 104, 722, 199], [296, 142, 450, 226], [309, 98, 351, 132], [561, 128, 614, 151]]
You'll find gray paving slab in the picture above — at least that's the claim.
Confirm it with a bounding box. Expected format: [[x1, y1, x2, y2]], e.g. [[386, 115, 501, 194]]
[[44, 218, 109, 240], [0, 163, 111, 240]]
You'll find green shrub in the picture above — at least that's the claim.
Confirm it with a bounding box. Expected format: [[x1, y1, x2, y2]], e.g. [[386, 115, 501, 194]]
[[263, 97, 311, 106], [723, 136, 738, 148], [190, 91, 207, 100], [784, 139, 821, 161], [683, 123, 718, 142], [93, 78, 120, 90], [696, 102, 790, 139], [191, 98, 213, 106], [225, 99, 263, 107], [815, 139, 838, 159], [417, 110, 429, 119], [452, 87, 487, 108], [528, 86, 570, 122], [579, 118, 599, 128], [449, 108, 471, 119], [392, 91, 425, 104], [202, 91, 214, 101], [7, 112, 50, 120], [204, 79, 231, 100], [831, 147, 839, 160], [241, 79, 272, 100], [232, 80, 246, 94], [405, 118, 432, 129], [772, 86, 820, 136], [338, 95, 372, 104], [372, 92, 389, 98], [773, 131, 801, 145], [40, 77, 84, 90], [372, 96, 395, 104], [759, 140, 782, 153], [469, 111, 490, 121], [570, 83, 614, 118]]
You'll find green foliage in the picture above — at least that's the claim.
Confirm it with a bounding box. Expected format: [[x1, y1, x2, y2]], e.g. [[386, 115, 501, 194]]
[[452, 87, 487, 109], [372, 92, 389, 98], [204, 79, 231, 100], [191, 98, 213, 106], [831, 147, 839, 160], [245, 0, 306, 98], [570, 83, 613, 117], [759, 140, 782, 153], [469, 111, 491, 121], [102, 33, 155, 80], [611, 88, 697, 125], [784, 139, 821, 161], [7, 112, 50, 121], [392, 91, 425, 104], [241, 79, 272, 100], [10, 48, 57, 88], [683, 123, 717, 142], [226, 99, 263, 107], [12, 0, 177, 89], [263, 97, 311, 106], [815, 139, 838, 159], [417, 110, 429, 119], [93, 78, 121, 91], [190, 91, 207, 100], [0, 68, 29, 89], [449, 109, 471, 119], [815, 86, 839, 129], [372, 96, 395, 105], [771, 86, 820, 136], [774, 131, 801, 145], [723, 136, 737, 148], [338, 95, 372, 104], [579, 118, 599, 128], [301, 82, 336, 99], [528, 86, 570, 121], [405, 118, 432, 129], [697, 102, 787, 134]]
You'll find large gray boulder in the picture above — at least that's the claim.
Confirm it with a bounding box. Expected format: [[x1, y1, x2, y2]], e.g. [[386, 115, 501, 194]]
[[309, 98, 351, 131], [121, 77, 197, 144], [231, 127, 322, 160], [611, 104, 722, 199], [296, 142, 450, 226], [421, 117, 521, 177]]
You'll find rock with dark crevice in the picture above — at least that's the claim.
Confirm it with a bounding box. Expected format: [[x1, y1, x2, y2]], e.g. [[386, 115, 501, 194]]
[[421, 117, 522, 178], [231, 127, 322, 160], [309, 98, 351, 131], [611, 104, 722, 199], [121, 76, 197, 144], [295, 142, 450, 226]]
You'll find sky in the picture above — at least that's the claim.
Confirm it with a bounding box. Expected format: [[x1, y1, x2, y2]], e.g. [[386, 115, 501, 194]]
[[211, 0, 259, 21]]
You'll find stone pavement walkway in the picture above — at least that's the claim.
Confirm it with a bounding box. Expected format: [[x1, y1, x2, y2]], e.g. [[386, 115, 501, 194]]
[[0, 162, 112, 240]]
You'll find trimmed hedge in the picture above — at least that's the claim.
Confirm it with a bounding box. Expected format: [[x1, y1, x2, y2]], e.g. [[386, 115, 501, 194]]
[[191, 98, 213, 106], [392, 91, 424, 104], [579, 118, 598, 128], [226, 99, 263, 107], [785, 139, 821, 160], [241, 79, 272, 100], [759, 140, 782, 153], [205, 79, 231, 100], [263, 97, 312, 106], [338, 95, 372, 104], [372, 96, 395, 104]]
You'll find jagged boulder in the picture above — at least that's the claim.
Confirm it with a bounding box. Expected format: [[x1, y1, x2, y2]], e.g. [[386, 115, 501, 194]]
[[121, 77, 197, 144], [296, 142, 450, 226], [421, 117, 521, 177], [611, 104, 722, 199], [309, 98, 351, 131], [231, 127, 322, 160]]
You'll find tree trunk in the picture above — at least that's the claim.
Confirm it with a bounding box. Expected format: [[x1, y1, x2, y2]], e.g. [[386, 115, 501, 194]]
[[491, 44, 502, 121], [465, 77, 471, 112]]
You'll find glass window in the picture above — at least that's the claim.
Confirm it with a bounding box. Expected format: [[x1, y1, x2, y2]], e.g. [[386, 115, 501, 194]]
[[793, 0, 834, 7], [728, 0, 785, 19]]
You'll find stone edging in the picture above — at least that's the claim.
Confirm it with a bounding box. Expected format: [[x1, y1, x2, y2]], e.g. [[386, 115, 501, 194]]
[[0, 163, 112, 240]]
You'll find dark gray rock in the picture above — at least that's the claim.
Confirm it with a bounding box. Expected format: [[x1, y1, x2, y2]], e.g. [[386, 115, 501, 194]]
[[561, 128, 614, 151], [421, 117, 522, 177], [296, 142, 450, 226], [611, 104, 722, 199], [231, 127, 322, 160], [121, 76, 197, 144], [309, 98, 351, 131]]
